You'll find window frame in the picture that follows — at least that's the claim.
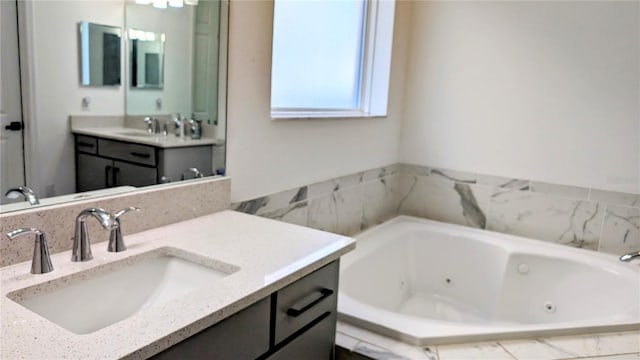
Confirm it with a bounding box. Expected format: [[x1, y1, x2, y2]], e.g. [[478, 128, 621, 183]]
[[270, 0, 395, 120]]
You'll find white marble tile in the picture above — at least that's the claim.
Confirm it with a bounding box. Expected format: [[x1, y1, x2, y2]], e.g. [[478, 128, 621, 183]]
[[487, 190, 604, 250], [336, 332, 361, 352], [360, 176, 399, 228], [396, 175, 490, 229], [308, 172, 366, 199], [353, 342, 411, 360], [590, 189, 640, 208], [437, 342, 516, 360], [307, 194, 339, 233], [598, 205, 640, 255], [429, 167, 479, 183], [362, 165, 400, 182], [397, 163, 431, 176], [576, 354, 640, 360], [259, 201, 308, 227], [478, 175, 530, 190], [530, 181, 590, 200], [337, 322, 435, 360], [334, 187, 367, 236], [500, 332, 640, 359]]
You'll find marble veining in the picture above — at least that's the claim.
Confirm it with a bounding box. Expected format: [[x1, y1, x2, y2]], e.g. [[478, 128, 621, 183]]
[[599, 205, 640, 255], [234, 196, 268, 214], [235, 162, 638, 257], [336, 320, 640, 360], [453, 182, 486, 229], [488, 191, 602, 250]]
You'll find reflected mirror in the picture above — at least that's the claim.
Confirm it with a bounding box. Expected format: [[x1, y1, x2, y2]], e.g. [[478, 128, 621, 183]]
[[0, 0, 227, 213], [78, 22, 122, 86], [129, 29, 165, 89]]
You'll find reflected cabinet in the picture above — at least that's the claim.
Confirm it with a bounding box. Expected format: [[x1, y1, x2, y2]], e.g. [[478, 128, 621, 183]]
[[75, 135, 213, 192]]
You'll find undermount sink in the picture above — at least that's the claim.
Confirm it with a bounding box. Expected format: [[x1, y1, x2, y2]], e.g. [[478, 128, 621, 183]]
[[7, 248, 239, 334], [115, 130, 155, 137]]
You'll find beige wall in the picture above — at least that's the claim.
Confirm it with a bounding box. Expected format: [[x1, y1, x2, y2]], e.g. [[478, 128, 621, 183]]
[[399, 1, 640, 193], [225, 0, 411, 201]]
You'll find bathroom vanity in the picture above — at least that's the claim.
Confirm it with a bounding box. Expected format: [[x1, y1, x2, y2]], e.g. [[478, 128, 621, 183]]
[[0, 210, 354, 359], [75, 134, 214, 190], [73, 125, 217, 191]]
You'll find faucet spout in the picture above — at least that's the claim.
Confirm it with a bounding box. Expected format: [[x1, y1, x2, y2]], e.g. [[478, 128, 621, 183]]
[[620, 251, 640, 262], [72, 208, 114, 262], [5, 186, 40, 205]]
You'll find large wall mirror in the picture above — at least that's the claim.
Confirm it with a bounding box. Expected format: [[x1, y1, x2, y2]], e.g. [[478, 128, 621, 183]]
[[0, 0, 228, 212]]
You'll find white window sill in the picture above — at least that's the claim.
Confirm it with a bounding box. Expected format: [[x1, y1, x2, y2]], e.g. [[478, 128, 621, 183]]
[[270, 110, 387, 120]]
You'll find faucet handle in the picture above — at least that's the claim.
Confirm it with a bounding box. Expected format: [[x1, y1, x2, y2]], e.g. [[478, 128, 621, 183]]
[[7, 228, 53, 274], [108, 207, 141, 252], [143, 116, 153, 133], [620, 251, 640, 262]]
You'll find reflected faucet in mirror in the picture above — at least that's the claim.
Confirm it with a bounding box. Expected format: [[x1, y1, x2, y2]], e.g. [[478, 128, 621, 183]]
[[181, 167, 204, 180], [0, 0, 228, 214], [5, 186, 40, 205]]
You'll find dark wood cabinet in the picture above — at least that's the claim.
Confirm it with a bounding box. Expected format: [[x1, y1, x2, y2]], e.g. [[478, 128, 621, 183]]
[[75, 135, 213, 191], [151, 261, 340, 360]]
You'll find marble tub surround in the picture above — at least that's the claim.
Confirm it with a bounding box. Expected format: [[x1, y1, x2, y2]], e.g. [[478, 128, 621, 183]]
[[1, 210, 355, 359], [232, 164, 403, 236], [233, 163, 639, 256], [336, 321, 640, 360], [0, 177, 230, 267], [395, 164, 639, 255]]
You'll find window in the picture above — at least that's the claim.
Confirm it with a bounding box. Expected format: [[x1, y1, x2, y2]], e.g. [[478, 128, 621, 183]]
[[270, 0, 395, 119]]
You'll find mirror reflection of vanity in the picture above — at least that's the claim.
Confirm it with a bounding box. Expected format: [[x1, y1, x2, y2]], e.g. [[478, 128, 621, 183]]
[[0, 0, 227, 212]]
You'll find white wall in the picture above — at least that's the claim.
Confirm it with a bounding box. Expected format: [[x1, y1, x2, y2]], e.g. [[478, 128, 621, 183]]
[[226, 0, 410, 201], [27, 0, 125, 197], [400, 1, 640, 194], [125, 4, 194, 116]]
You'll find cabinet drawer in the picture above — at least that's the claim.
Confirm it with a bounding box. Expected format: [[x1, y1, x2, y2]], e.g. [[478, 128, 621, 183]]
[[268, 312, 336, 360], [274, 261, 339, 345], [151, 297, 270, 360], [75, 135, 97, 154], [98, 138, 156, 166]]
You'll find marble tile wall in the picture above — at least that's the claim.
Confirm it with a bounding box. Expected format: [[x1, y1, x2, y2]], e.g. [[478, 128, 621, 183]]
[[395, 164, 639, 256], [232, 164, 403, 236], [0, 177, 230, 267], [233, 163, 639, 256]]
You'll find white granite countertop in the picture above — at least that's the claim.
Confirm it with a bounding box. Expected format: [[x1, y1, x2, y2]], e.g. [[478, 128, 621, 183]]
[[72, 126, 220, 148], [1, 210, 355, 359]]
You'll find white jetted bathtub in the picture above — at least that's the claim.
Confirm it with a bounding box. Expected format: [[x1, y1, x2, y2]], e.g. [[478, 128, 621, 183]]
[[338, 216, 640, 345]]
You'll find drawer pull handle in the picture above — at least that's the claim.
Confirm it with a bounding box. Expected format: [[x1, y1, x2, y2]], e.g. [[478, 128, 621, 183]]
[[286, 288, 333, 317], [130, 152, 151, 158], [77, 142, 94, 148]]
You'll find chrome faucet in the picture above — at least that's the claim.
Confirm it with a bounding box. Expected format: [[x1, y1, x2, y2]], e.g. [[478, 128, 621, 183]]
[[181, 167, 204, 180], [620, 251, 640, 262], [72, 208, 114, 262], [5, 186, 40, 205], [144, 116, 154, 133], [108, 207, 140, 252], [143, 117, 161, 134], [6, 228, 53, 274]]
